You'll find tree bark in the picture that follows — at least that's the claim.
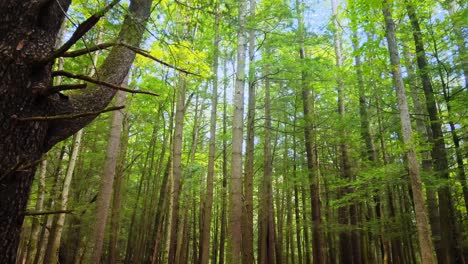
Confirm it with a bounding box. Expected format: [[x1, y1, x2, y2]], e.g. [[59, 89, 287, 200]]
[[199, 3, 220, 264], [90, 83, 127, 263], [381, 1, 436, 263], [228, 0, 247, 262], [168, 74, 187, 264], [0, 0, 152, 261], [258, 57, 277, 264], [242, 0, 256, 262]]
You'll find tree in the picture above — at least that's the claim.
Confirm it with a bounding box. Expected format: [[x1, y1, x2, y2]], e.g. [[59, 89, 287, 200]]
[[229, 0, 247, 262], [381, 1, 436, 263], [0, 0, 152, 261]]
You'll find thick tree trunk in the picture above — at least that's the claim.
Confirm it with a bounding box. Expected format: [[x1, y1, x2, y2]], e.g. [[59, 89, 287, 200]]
[[0, 0, 151, 261], [381, 1, 436, 263]]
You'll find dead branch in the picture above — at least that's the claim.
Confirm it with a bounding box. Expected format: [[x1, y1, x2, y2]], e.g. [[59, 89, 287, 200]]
[[45, 83, 87, 96], [24, 210, 73, 216], [52, 70, 159, 96], [14, 106, 125, 122], [62, 43, 115, 58], [119, 43, 202, 77]]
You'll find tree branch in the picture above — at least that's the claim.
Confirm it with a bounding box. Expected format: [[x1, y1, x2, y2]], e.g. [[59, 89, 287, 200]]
[[15, 106, 125, 121], [24, 210, 73, 216], [119, 43, 202, 77], [45, 83, 87, 96], [47, 0, 120, 60], [52, 70, 159, 96], [62, 43, 115, 57]]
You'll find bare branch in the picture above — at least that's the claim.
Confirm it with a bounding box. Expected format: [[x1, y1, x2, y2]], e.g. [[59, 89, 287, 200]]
[[24, 210, 73, 216], [62, 43, 115, 58], [45, 83, 87, 96], [52, 70, 159, 96], [14, 106, 125, 122], [119, 43, 202, 77]]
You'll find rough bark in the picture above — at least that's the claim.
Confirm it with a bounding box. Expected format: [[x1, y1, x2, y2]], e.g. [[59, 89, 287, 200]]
[[0, 0, 152, 261], [381, 1, 436, 263]]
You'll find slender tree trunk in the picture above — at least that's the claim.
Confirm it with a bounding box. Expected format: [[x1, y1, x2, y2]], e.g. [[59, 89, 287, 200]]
[[229, 0, 247, 261], [381, 1, 436, 263], [405, 2, 465, 262], [297, 0, 326, 262], [25, 160, 47, 264], [259, 60, 277, 264], [219, 59, 229, 264], [199, 5, 220, 263], [90, 85, 127, 263], [43, 130, 83, 264], [108, 112, 129, 264], [168, 75, 187, 264], [330, 1, 360, 262], [242, 0, 256, 262], [402, 44, 443, 263]]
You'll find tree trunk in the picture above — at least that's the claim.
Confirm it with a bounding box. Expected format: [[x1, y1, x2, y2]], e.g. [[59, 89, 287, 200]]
[[90, 82, 127, 263], [108, 109, 129, 264], [43, 129, 83, 264], [242, 0, 256, 262], [0, 0, 152, 261], [402, 44, 443, 263], [405, 2, 465, 262], [199, 4, 220, 263], [168, 74, 187, 264], [259, 58, 277, 264], [219, 59, 229, 264], [381, 1, 436, 263], [296, 0, 326, 262], [25, 159, 47, 264], [228, 0, 247, 262]]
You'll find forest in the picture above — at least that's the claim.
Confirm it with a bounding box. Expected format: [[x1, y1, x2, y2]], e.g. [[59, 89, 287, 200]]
[[0, 0, 466, 263]]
